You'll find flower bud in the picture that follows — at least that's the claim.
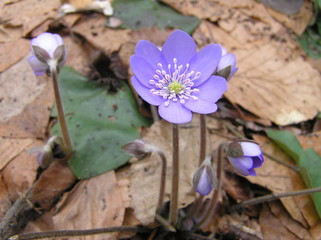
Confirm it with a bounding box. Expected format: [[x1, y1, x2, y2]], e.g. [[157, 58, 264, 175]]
[[33, 136, 67, 168], [193, 156, 218, 196], [226, 140, 264, 176], [28, 32, 66, 76], [216, 47, 238, 80], [122, 139, 154, 160]]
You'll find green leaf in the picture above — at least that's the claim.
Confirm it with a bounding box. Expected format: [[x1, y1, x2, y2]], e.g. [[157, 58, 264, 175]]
[[267, 130, 321, 217], [266, 129, 303, 163], [298, 149, 321, 217], [112, 0, 200, 34], [51, 67, 150, 179]]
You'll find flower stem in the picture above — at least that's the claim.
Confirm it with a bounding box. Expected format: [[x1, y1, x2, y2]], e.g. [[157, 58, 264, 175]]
[[51, 66, 73, 156], [194, 143, 224, 230], [9, 226, 148, 240], [169, 123, 179, 224], [199, 114, 207, 165], [155, 149, 167, 213]]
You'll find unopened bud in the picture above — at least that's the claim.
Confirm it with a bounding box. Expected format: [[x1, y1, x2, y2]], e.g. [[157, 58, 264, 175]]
[[226, 140, 264, 176], [122, 139, 154, 160], [193, 156, 218, 196], [216, 46, 238, 80]]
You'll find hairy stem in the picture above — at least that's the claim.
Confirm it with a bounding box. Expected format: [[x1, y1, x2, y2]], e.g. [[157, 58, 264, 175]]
[[51, 66, 73, 156], [155, 150, 167, 213], [9, 226, 148, 240], [199, 114, 207, 165], [169, 124, 179, 224]]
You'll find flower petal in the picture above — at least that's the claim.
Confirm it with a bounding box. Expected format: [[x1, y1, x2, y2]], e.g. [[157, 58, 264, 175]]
[[31, 32, 62, 57], [131, 76, 163, 106], [228, 156, 253, 176], [28, 55, 48, 76], [252, 154, 264, 168], [130, 55, 157, 88], [158, 101, 192, 124], [184, 99, 218, 114], [135, 40, 166, 67], [189, 44, 222, 86], [248, 168, 257, 176], [240, 142, 262, 157], [197, 76, 227, 102], [162, 30, 196, 66], [196, 169, 213, 195], [217, 53, 236, 72]]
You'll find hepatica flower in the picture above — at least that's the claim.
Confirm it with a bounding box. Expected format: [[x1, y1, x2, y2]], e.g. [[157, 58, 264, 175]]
[[216, 47, 238, 81], [28, 32, 66, 76], [226, 140, 264, 176], [130, 30, 227, 124]]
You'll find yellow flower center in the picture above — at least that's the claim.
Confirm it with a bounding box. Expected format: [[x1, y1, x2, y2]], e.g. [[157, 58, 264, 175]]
[[168, 81, 183, 94]]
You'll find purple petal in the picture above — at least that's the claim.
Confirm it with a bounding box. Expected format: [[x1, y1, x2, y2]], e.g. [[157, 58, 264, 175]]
[[217, 53, 236, 72], [196, 169, 212, 195], [184, 99, 218, 114], [228, 156, 253, 175], [28, 55, 48, 76], [252, 154, 264, 168], [135, 40, 166, 67], [158, 101, 192, 124], [197, 76, 227, 102], [130, 55, 157, 88], [240, 142, 262, 157], [31, 32, 63, 57], [248, 168, 257, 176], [189, 44, 222, 86], [131, 76, 163, 106], [162, 30, 196, 67]]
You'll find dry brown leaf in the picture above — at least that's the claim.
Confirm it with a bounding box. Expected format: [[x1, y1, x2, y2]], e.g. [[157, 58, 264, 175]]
[[72, 14, 130, 55], [29, 159, 76, 210], [0, 174, 10, 220], [117, 116, 229, 225], [1, 0, 60, 42], [0, 137, 34, 171], [0, 39, 30, 72], [2, 140, 41, 202], [64, 35, 92, 76], [297, 131, 321, 156], [0, 56, 49, 124], [267, 0, 313, 35], [247, 135, 320, 233], [259, 201, 312, 240]]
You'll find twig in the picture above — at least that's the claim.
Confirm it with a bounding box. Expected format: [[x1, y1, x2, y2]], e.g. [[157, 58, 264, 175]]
[[229, 186, 321, 212], [9, 226, 149, 240]]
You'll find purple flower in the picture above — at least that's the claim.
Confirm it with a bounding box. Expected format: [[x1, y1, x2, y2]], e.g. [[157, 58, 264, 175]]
[[193, 156, 217, 196], [28, 32, 66, 76], [216, 47, 238, 81], [226, 140, 264, 176], [130, 30, 227, 124]]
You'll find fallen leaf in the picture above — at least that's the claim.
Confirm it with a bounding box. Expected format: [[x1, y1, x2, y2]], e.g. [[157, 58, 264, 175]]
[[0, 39, 30, 72], [0, 174, 10, 220], [0, 56, 49, 125], [2, 140, 40, 202], [0, 137, 34, 171], [24, 171, 124, 240], [297, 131, 321, 156], [1, 0, 60, 42], [72, 14, 130, 55], [259, 201, 312, 240]]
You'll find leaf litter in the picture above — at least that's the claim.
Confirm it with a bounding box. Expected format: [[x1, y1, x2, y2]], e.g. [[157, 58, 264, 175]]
[[0, 0, 321, 239]]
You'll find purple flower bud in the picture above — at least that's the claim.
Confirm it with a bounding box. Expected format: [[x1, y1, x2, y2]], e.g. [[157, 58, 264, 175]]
[[226, 140, 264, 176], [122, 139, 154, 160], [193, 156, 218, 196], [216, 46, 238, 80], [28, 32, 66, 76]]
